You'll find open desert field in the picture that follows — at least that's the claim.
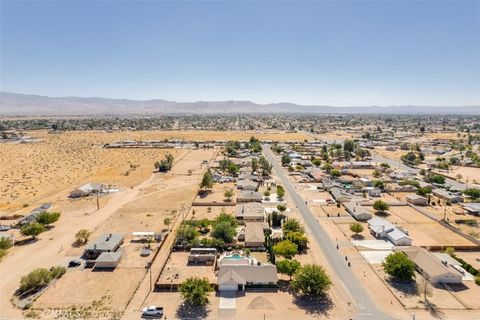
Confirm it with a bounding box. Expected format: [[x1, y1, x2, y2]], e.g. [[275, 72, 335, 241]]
[[0, 130, 184, 212]]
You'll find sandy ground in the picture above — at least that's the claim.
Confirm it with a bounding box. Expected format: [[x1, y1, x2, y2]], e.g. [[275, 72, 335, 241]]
[[0, 148, 217, 319], [0, 131, 182, 212], [434, 166, 480, 184], [364, 205, 476, 247]]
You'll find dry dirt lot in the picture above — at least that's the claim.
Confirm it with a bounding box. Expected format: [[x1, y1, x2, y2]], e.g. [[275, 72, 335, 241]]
[[364, 205, 476, 247], [436, 166, 480, 184], [194, 182, 237, 204], [0, 131, 183, 212], [157, 252, 216, 286], [187, 206, 235, 221]]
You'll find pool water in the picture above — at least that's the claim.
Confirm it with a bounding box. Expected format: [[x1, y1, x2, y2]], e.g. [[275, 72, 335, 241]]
[[226, 254, 243, 260]]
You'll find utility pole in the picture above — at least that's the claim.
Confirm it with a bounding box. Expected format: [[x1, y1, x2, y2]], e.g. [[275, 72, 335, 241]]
[[95, 191, 100, 211]]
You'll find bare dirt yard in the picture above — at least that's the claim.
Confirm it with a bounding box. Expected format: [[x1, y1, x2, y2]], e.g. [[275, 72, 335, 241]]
[[364, 205, 476, 247]]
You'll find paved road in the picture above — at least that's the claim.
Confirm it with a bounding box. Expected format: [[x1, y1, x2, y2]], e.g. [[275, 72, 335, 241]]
[[264, 146, 393, 320], [373, 153, 473, 191]]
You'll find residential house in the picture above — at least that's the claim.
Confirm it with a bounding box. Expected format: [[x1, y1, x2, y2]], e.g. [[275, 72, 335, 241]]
[[237, 191, 263, 203], [84, 233, 124, 259], [94, 252, 122, 269], [236, 203, 265, 223], [398, 247, 463, 284], [217, 264, 278, 291], [330, 187, 352, 203], [244, 222, 266, 248], [70, 183, 104, 198], [432, 189, 463, 203], [367, 217, 412, 246], [406, 194, 428, 206], [236, 179, 258, 191], [188, 248, 217, 265], [461, 203, 480, 216], [343, 202, 372, 221]]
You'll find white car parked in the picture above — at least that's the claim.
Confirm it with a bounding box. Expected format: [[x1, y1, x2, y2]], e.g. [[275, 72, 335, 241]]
[[142, 306, 164, 317]]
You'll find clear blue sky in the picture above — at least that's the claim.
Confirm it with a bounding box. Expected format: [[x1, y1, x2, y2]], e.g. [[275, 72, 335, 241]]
[[1, 0, 479, 106]]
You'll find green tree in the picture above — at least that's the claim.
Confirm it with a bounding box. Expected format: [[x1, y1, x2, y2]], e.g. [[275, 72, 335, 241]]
[[373, 200, 389, 214], [276, 259, 301, 280], [215, 212, 237, 227], [276, 185, 285, 199], [273, 240, 298, 259], [349, 222, 364, 236], [330, 169, 341, 178], [163, 217, 171, 227], [0, 237, 13, 250], [277, 204, 287, 213], [176, 224, 199, 244], [285, 231, 309, 251], [343, 139, 355, 153], [20, 223, 46, 239], [382, 252, 415, 281], [251, 157, 259, 172], [36, 211, 60, 226], [281, 154, 292, 166], [464, 188, 480, 199], [312, 159, 321, 166], [291, 264, 332, 296], [259, 156, 273, 176], [74, 229, 91, 246], [179, 277, 213, 306], [199, 169, 214, 191], [430, 174, 445, 184], [18, 268, 52, 294], [227, 162, 239, 176], [373, 180, 385, 190], [212, 221, 236, 243], [224, 189, 234, 201], [283, 218, 304, 234]]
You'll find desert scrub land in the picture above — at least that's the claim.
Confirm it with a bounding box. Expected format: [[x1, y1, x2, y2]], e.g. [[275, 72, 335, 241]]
[[0, 130, 184, 212]]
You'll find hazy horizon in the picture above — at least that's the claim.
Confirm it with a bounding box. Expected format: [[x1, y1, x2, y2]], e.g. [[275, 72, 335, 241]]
[[1, 1, 479, 107]]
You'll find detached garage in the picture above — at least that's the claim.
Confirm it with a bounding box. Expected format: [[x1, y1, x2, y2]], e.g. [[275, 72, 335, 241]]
[[94, 252, 122, 269]]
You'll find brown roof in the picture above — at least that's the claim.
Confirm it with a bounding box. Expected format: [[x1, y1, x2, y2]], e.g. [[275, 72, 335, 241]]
[[217, 264, 278, 285], [236, 203, 265, 219], [399, 247, 463, 278], [245, 222, 265, 243]]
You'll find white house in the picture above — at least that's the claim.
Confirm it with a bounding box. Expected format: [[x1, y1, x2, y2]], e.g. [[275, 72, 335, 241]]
[[367, 217, 412, 246]]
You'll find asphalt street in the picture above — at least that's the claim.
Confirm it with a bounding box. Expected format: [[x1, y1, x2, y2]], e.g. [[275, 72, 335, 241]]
[[263, 146, 393, 320]]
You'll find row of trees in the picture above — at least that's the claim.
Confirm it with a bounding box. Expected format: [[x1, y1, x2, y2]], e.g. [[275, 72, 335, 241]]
[[20, 211, 61, 240]]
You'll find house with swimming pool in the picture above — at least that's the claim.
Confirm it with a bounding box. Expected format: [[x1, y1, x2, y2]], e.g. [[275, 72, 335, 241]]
[[216, 252, 278, 291]]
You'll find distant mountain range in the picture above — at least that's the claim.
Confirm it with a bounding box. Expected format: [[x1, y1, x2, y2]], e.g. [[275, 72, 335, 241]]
[[0, 92, 478, 116]]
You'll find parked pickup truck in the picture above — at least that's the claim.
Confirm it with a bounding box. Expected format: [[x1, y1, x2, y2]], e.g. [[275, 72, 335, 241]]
[[142, 306, 164, 317]]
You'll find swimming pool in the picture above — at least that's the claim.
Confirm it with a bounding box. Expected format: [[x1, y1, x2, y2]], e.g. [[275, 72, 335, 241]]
[[224, 254, 243, 260]]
